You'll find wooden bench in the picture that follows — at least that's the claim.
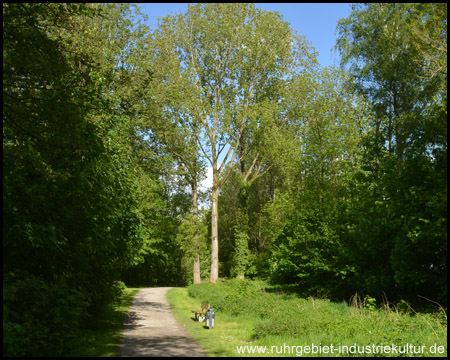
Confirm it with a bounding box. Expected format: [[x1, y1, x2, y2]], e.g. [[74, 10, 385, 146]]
[[191, 302, 209, 321]]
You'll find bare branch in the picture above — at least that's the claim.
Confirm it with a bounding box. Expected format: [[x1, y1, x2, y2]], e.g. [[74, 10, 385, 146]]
[[243, 155, 259, 182]]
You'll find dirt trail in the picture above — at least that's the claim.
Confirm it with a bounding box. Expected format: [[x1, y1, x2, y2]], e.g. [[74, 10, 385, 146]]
[[117, 287, 208, 357]]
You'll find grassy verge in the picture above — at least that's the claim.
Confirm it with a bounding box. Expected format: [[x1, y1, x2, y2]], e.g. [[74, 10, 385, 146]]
[[167, 287, 257, 356], [70, 287, 140, 357], [167, 280, 447, 357]]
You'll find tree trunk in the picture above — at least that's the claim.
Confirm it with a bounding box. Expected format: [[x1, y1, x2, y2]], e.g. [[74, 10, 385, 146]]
[[192, 181, 201, 284], [193, 253, 201, 284], [210, 167, 219, 283]]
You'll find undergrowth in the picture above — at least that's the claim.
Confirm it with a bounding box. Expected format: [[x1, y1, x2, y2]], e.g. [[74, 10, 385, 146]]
[[187, 279, 447, 356]]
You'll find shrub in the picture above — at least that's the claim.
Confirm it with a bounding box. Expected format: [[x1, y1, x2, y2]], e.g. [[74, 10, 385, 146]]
[[3, 271, 89, 357]]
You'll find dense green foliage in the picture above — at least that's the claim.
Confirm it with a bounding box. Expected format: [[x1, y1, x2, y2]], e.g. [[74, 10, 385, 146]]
[[3, 3, 181, 356], [3, 3, 446, 356], [217, 3, 447, 307], [333, 2, 447, 305]]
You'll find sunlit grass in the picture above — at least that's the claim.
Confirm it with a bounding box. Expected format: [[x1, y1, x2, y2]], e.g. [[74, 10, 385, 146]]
[[167, 287, 257, 356], [167, 282, 447, 357]]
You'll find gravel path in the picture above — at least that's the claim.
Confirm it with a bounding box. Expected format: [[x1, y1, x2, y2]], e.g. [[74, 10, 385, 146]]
[[117, 287, 208, 357]]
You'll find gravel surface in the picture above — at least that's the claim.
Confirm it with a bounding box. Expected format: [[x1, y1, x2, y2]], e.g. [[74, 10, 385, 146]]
[[117, 287, 208, 357]]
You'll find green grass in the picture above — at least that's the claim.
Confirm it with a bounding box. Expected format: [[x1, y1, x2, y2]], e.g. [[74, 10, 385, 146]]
[[70, 287, 140, 357], [166, 280, 447, 357], [166, 287, 257, 356]]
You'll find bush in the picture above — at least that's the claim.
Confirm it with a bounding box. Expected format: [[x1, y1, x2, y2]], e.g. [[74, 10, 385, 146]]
[[188, 278, 265, 313], [269, 212, 342, 295], [3, 271, 89, 357]]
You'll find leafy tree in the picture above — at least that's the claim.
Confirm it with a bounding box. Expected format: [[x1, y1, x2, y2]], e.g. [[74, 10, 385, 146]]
[[3, 3, 159, 355], [176, 211, 210, 284], [335, 3, 447, 304], [151, 3, 317, 282], [67, 3, 187, 288], [268, 67, 370, 294], [140, 29, 207, 283]]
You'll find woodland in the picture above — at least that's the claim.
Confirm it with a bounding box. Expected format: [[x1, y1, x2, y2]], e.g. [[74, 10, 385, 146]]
[[3, 3, 447, 356]]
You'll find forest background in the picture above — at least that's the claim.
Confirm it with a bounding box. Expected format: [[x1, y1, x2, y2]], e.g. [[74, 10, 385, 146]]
[[3, 3, 446, 356]]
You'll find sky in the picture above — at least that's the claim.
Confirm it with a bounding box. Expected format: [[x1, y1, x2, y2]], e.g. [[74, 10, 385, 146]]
[[136, 3, 354, 194]]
